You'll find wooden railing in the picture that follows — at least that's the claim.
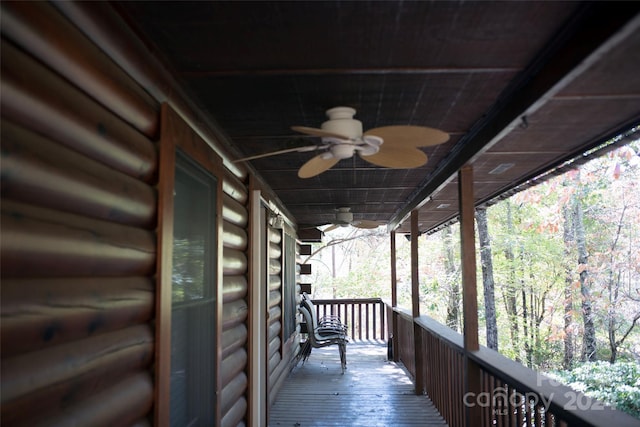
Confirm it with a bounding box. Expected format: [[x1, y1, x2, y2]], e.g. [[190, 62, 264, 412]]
[[391, 305, 639, 427], [310, 298, 387, 343]]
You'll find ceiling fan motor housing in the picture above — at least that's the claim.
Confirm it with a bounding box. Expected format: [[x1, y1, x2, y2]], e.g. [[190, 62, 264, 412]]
[[321, 106, 363, 139], [336, 207, 353, 223]]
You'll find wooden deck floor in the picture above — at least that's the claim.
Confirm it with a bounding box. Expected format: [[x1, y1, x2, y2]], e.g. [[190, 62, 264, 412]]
[[269, 343, 448, 427]]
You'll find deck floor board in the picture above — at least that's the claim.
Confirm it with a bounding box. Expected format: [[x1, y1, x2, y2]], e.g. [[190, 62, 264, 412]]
[[269, 343, 448, 427]]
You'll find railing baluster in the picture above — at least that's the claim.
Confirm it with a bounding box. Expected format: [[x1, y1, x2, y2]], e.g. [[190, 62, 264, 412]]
[[364, 303, 369, 340], [379, 302, 385, 341], [372, 303, 377, 341], [357, 304, 362, 340], [351, 304, 355, 340]]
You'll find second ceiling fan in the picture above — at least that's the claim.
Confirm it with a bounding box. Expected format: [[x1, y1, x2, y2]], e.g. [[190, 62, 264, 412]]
[[235, 106, 449, 178], [323, 207, 384, 232]]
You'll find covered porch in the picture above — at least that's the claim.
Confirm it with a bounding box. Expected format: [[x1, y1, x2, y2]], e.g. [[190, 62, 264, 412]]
[[282, 298, 639, 427], [269, 344, 446, 427], [1, 2, 639, 426]]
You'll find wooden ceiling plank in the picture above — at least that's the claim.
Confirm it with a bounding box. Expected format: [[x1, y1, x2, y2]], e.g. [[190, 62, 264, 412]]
[[389, 3, 640, 231]]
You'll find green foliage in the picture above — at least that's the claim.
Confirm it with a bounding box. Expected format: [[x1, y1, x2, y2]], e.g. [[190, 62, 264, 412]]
[[306, 140, 640, 419], [547, 361, 640, 419]]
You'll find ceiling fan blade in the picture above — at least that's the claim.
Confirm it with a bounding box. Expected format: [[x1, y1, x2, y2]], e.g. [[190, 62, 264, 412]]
[[361, 147, 428, 168], [298, 154, 339, 178], [352, 220, 384, 229], [292, 126, 351, 140], [323, 224, 340, 232], [365, 125, 449, 147], [233, 145, 318, 162]]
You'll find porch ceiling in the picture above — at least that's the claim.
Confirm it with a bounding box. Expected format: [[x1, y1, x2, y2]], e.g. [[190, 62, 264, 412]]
[[115, 2, 640, 234]]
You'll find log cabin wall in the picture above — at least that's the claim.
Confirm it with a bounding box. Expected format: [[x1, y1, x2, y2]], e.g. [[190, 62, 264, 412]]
[[267, 226, 285, 396], [0, 2, 159, 424], [265, 222, 301, 409], [220, 170, 250, 427], [0, 2, 255, 425]]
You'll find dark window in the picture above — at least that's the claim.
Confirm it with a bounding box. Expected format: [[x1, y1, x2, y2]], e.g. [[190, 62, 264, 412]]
[[170, 151, 217, 426], [283, 233, 297, 339]]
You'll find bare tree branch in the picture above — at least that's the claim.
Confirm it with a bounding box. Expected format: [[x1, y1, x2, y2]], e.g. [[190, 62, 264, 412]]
[[302, 230, 386, 263], [616, 311, 640, 348]]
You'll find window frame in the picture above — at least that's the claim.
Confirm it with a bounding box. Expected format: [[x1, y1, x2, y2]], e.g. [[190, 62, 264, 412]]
[[156, 103, 224, 426], [281, 231, 297, 341]]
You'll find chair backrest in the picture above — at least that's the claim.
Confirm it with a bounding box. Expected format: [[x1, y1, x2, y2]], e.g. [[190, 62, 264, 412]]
[[301, 292, 320, 328], [299, 305, 321, 347]]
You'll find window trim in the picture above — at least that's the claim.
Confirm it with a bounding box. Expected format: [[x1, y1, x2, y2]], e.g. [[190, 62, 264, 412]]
[[281, 231, 297, 342], [156, 103, 224, 426]]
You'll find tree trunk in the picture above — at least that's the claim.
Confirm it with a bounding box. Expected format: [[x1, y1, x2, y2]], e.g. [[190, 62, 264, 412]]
[[443, 227, 460, 331], [476, 208, 498, 350], [574, 190, 596, 362], [331, 244, 337, 299], [521, 261, 531, 367], [607, 206, 627, 363], [502, 200, 520, 361], [562, 203, 575, 369]]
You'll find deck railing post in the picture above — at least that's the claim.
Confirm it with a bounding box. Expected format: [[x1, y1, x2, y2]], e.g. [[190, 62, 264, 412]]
[[411, 209, 425, 394], [459, 165, 481, 426], [390, 231, 399, 361]]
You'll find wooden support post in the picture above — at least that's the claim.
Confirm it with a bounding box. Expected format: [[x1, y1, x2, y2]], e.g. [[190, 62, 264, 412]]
[[390, 231, 399, 362], [459, 165, 481, 426], [411, 210, 425, 394]]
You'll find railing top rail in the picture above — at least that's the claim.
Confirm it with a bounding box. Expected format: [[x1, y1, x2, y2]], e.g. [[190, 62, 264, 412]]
[[390, 305, 465, 351], [469, 345, 640, 427], [311, 298, 384, 304], [387, 303, 639, 427]]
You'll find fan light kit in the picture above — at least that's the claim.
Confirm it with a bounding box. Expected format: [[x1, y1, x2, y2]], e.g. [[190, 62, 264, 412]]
[[234, 106, 449, 178]]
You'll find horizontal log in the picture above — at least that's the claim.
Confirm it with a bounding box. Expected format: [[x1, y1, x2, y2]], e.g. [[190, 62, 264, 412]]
[[268, 321, 281, 340], [299, 244, 312, 256], [268, 228, 282, 244], [268, 306, 281, 325], [220, 348, 247, 387], [269, 275, 281, 291], [32, 373, 153, 427], [220, 372, 247, 415], [269, 259, 281, 276], [269, 290, 282, 308], [267, 350, 281, 376], [299, 264, 312, 275], [268, 336, 281, 359], [1, 1, 158, 137], [297, 227, 323, 242], [1, 120, 156, 228], [1, 326, 153, 424], [0, 40, 156, 182], [223, 171, 248, 205], [50, 1, 248, 180], [223, 247, 247, 276], [222, 299, 248, 330], [269, 241, 282, 259], [223, 275, 248, 303], [221, 324, 247, 359], [1, 277, 154, 357], [268, 337, 298, 407], [1, 200, 155, 278], [222, 220, 248, 251], [300, 283, 312, 294], [222, 193, 248, 227], [221, 397, 247, 427]]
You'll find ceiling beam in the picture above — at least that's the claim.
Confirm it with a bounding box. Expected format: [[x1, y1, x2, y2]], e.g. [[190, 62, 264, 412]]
[[178, 67, 519, 77]]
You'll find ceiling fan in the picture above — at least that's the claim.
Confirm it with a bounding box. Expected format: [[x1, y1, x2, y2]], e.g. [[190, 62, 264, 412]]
[[322, 207, 385, 232], [234, 106, 449, 178]]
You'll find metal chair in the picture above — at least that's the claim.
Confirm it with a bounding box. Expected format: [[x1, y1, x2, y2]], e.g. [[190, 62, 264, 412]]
[[299, 304, 347, 373]]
